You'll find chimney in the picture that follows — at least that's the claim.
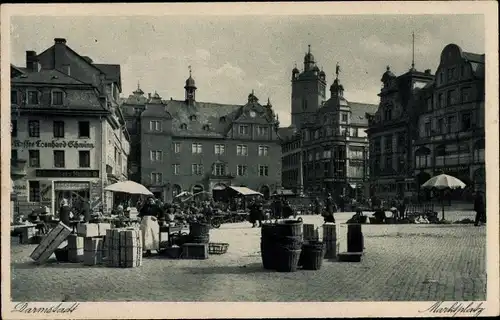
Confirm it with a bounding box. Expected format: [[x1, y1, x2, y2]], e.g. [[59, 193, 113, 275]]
[[62, 64, 71, 76], [54, 38, 67, 69], [424, 69, 431, 75], [26, 51, 39, 72]]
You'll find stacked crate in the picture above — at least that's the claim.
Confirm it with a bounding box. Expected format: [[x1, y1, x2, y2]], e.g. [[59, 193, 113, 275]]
[[182, 243, 209, 259], [67, 234, 84, 263], [20, 226, 37, 244], [106, 228, 143, 268], [30, 222, 72, 264], [77, 223, 110, 266], [322, 223, 339, 259]]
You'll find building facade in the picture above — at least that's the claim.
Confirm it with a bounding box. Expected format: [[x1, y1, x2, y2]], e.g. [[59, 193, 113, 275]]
[[412, 44, 485, 199], [121, 72, 282, 202], [280, 47, 377, 199], [366, 66, 434, 200], [10, 38, 129, 216]]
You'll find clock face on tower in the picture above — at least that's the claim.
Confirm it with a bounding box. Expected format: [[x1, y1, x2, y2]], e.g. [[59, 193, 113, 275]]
[[249, 111, 256, 118]]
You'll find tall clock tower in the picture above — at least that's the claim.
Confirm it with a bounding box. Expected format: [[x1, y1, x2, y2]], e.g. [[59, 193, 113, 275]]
[[290, 45, 327, 129]]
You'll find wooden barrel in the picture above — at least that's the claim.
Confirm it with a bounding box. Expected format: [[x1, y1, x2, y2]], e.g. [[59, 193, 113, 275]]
[[260, 223, 277, 270], [303, 224, 316, 241], [277, 219, 303, 237], [275, 247, 301, 272], [299, 241, 324, 270], [189, 222, 210, 244], [347, 224, 364, 253]]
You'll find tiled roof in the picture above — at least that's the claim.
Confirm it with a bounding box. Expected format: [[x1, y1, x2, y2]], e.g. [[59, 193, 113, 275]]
[[11, 65, 28, 74], [463, 52, 485, 63], [349, 102, 378, 125], [11, 69, 87, 85], [95, 64, 122, 89], [164, 100, 242, 137], [278, 126, 299, 141]]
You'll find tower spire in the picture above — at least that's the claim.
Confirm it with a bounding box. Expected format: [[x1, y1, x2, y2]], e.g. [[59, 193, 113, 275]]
[[335, 62, 341, 80], [411, 32, 415, 70], [308, 44, 311, 54], [188, 65, 192, 77]]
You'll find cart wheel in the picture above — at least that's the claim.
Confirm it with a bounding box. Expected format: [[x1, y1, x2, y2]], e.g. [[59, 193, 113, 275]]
[[211, 219, 222, 229]]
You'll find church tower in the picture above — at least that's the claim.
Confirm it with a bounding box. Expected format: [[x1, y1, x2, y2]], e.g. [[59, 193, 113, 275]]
[[184, 66, 197, 105], [290, 45, 327, 129]]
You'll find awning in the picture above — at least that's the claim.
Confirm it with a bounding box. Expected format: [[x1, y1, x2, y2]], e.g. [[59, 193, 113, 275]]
[[229, 186, 263, 196], [212, 185, 226, 191], [349, 183, 357, 189]]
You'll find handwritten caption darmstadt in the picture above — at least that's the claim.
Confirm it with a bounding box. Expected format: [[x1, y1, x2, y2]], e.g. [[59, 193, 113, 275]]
[[420, 301, 485, 317], [12, 302, 80, 314]]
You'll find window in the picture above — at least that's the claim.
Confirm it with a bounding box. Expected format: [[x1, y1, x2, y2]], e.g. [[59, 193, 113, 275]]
[[384, 107, 392, 121], [214, 144, 225, 155], [191, 143, 202, 154], [384, 135, 393, 152], [424, 121, 431, 137], [78, 121, 90, 138], [350, 147, 364, 160], [438, 93, 444, 108], [79, 151, 90, 168], [27, 90, 39, 104], [439, 72, 444, 85], [28, 120, 40, 137], [461, 113, 472, 131], [53, 150, 65, 168], [52, 91, 64, 105], [29, 150, 40, 167], [257, 126, 269, 136], [189, 115, 197, 121], [447, 116, 456, 133], [213, 163, 226, 176], [239, 125, 249, 135], [11, 90, 18, 104], [352, 128, 358, 137], [11, 120, 17, 137], [237, 145, 248, 156], [191, 164, 204, 175], [426, 98, 432, 110], [342, 113, 348, 122], [29, 181, 41, 202], [258, 145, 269, 156], [180, 123, 187, 130], [11, 149, 18, 163], [447, 68, 455, 81], [203, 125, 210, 131], [53, 121, 65, 138], [461, 87, 471, 102], [323, 149, 332, 159], [437, 118, 445, 134], [149, 120, 162, 132], [237, 165, 247, 176], [173, 142, 181, 153], [435, 145, 446, 166], [447, 90, 456, 106], [150, 150, 162, 162], [151, 173, 163, 184], [259, 165, 269, 176], [302, 99, 308, 110], [172, 164, 180, 175]]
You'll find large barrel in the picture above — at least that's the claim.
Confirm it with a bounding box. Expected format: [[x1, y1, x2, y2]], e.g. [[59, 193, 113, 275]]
[[260, 222, 278, 270], [274, 219, 303, 272], [347, 224, 364, 253], [189, 222, 210, 244], [275, 247, 302, 272], [299, 241, 324, 270], [303, 224, 318, 242], [322, 223, 337, 259]]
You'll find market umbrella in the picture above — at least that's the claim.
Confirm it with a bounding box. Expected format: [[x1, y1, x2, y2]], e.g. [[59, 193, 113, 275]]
[[421, 174, 466, 221], [105, 181, 153, 196], [175, 191, 192, 198]]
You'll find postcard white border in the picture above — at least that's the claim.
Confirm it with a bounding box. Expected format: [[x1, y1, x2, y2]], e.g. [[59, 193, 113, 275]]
[[1, 1, 499, 319]]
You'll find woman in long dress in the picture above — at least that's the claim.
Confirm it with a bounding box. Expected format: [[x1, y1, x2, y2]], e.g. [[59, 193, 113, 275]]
[[139, 197, 162, 256]]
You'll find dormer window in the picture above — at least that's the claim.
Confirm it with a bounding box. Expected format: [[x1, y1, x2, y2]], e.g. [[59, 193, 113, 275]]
[[220, 116, 226, 123], [180, 123, 187, 130], [203, 125, 210, 131], [27, 90, 39, 105], [189, 115, 197, 121], [52, 90, 64, 105]]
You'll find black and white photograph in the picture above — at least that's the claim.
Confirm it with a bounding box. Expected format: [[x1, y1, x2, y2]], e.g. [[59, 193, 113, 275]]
[[1, 2, 498, 319]]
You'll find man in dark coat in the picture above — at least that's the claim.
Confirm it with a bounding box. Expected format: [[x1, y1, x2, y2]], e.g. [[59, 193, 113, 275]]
[[474, 190, 486, 226], [59, 198, 71, 226], [323, 194, 336, 223]]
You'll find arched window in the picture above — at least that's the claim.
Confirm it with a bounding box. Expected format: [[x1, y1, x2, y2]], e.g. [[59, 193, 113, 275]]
[[189, 115, 197, 121], [434, 145, 446, 166], [473, 139, 485, 163], [384, 106, 392, 121], [180, 123, 187, 130], [415, 147, 431, 168], [219, 116, 226, 123], [202, 124, 210, 131]]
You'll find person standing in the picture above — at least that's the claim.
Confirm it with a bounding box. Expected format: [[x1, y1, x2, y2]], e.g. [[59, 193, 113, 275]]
[[139, 197, 162, 256], [324, 194, 336, 223], [474, 190, 486, 226], [59, 198, 71, 226]]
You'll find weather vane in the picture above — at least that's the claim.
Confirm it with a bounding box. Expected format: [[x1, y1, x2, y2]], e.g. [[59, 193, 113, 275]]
[[188, 65, 192, 76], [336, 62, 341, 79]]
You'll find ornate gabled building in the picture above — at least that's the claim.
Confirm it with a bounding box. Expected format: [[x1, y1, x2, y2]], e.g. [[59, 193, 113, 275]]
[[412, 44, 485, 200], [280, 46, 377, 199], [10, 38, 130, 216], [366, 65, 434, 200], [121, 70, 282, 202]]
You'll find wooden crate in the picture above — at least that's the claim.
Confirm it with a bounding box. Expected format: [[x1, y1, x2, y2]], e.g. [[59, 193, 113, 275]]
[[107, 228, 142, 268], [77, 223, 111, 237], [182, 243, 209, 259], [83, 237, 104, 266], [67, 234, 84, 263], [20, 226, 37, 245], [30, 222, 72, 264]]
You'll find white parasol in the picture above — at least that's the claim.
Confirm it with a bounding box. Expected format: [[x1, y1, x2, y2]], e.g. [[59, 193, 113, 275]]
[[174, 191, 192, 198], [421, 174, 466, 221], [105, 181, 153, 196]]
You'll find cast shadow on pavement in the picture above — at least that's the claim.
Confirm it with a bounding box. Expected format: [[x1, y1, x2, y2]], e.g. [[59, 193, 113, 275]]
[[183, 263, 270, 275], [11, 260, 106, 270]]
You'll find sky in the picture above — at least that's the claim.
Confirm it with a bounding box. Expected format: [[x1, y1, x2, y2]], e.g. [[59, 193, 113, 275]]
[[10, 14, 484, 126]]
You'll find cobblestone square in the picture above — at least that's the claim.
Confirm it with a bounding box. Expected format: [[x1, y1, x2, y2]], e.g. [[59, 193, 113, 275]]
[[10, 213, 486, 302]]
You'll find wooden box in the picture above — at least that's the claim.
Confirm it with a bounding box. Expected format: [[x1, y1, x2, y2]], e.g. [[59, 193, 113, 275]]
[[337, 252, 362, 262], [83, 237, 104, 266], [21, 226, 37, 245], [67, 234, 84, 263], [77, 223, 111, 237], [182, 243, 209, 259], [107, 228, 142, 268], [30, 222, 72, 264]]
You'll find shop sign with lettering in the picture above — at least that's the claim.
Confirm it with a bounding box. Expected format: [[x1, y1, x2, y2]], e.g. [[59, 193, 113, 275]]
[[36, 170, 100, 178], [54, 182, 90, 191], [12, 139, 95, 149], [40, 182, 52, 202]]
